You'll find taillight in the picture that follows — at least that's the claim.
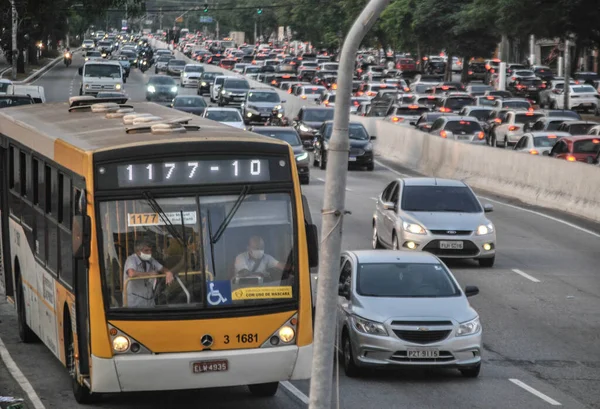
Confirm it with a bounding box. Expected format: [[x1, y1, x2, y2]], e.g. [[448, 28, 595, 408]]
[[566, 155, 576, 162], [477, 132, 485, 140], [529, 149, 539, 155], [392, 117, 403, 122], [440, 107, 451, 112], [468, 71, 473, 75], [512, 77, 516, 81], [540, 83, 546, 88], [508, 125, 519, 131], [440, 130, 448, 138], [367, 91, 376, 96], [404, 87, 410, 92], [301, 95, 307, 99], [494, 118, 501, 124]]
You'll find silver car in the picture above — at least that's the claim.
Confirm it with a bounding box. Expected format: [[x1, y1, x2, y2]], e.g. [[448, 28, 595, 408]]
[[513, 131, 570, 155], [372, 178, 496, 267], [337, 250, 482, 377]]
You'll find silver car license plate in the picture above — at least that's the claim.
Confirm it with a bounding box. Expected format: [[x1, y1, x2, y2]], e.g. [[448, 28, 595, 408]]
[[349, 157, 357, 161], [407, 349, 439, 358], [440, 241, 463, 249]]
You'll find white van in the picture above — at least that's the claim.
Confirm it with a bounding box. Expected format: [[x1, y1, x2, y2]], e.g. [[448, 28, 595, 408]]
[[6, 84, 46, 103], [78, 60, 125, 95]]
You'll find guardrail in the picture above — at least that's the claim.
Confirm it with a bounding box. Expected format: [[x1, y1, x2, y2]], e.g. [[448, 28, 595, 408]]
[[351, 114, 600, 223]]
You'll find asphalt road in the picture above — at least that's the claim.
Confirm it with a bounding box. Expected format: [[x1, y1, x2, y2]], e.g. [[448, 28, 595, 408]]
[[2, 51, 599, 409]]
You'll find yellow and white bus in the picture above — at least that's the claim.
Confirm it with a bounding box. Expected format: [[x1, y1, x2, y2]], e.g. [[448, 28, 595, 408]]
[[0, 96, 318, 402]]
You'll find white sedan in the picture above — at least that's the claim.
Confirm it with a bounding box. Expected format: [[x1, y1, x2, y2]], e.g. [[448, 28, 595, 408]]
[[513, 131, 570, 155], [202, 107, 245, 129]]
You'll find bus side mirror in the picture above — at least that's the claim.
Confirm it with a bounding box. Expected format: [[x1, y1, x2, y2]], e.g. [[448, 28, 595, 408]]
[[78, 67, 83, 76], [306, 223, 319, 268], [73, 215, 92, 259]]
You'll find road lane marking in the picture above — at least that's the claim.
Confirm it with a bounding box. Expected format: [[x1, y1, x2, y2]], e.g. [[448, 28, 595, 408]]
[[281, 381, 309, 405], [371, 197, 377, 201], [509, 379, 561, 406], [0, 335, 47, 409], [374, 159, 410, 177], [511, 269, 540, 283]]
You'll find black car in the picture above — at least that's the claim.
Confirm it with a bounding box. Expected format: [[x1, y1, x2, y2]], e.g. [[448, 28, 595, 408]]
[[146, 75, 178, 102], [292, 107, 335, 150], [510, 77, 545, 102], [197, 71, 219, 95], [313, 121, 374, 171], [250, 126, 310, 184], [170, 95, 207, 116], [218, 78, 250, 106], [468, 62, 487, 81]]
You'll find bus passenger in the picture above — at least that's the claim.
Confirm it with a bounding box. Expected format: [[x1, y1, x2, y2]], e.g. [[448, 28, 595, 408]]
[[123, 240, 174, 307], [234, 236, 285, 278]]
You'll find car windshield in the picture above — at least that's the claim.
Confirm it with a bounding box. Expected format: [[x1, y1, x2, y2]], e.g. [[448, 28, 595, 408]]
[[99, 193, 296, 310], [149, 76, 176, 85], [84, 64, 121, 78], [87, 51, 101, 57], [445, 97, 475, 110], [205, 110, 242, 122], [401, 185, 482, 213], [324, 123, 368, 140], [185, 66, 204, 73], [0, 96, 33, 108], [173, 97, 206, 107], [466, 110, 491, 121], [158, 56, 173, 62], [253, 129, 301, 146], [225, 80, 249, 89], [326, 94, 336, 102], [533, 136, 559, 147], [245, 66, 261, 73], [445, 120, 482, 134], [248, 92, 280, 103], [504, 101, 531, 109], [547, 121, 567, 130], [0, 82, 9, 93], [122, 52, 136, 58], [414, 84, 433, 93], [515, 113, 544, 124], [169, 60, 186, 66], [567, 123, 595, 134], [303, 109, 335, 122], [357, 262, 460, 298], [573, 139, 600, 154], [202, 72, 217, 80]]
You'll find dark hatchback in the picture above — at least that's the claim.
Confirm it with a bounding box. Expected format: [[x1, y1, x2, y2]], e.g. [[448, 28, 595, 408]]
[[313, 121, 375, 171], [250, 126, 310, 184], [292, 107, 335, 149], [197, 71, 219, 95], [146, 75, 178, 102]]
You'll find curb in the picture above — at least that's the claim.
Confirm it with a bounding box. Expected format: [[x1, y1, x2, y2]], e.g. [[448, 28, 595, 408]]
[[2, 48, 81, 84]]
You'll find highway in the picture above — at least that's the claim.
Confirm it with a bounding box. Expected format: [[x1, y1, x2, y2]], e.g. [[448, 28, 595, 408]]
[[1, 50, 599, 409]]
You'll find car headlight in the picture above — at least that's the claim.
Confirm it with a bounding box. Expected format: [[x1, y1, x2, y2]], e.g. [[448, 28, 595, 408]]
[[476, 223, 494, 235], [134, 59, 138, 63], [351, 315, 388, 336], [274, 104, 282, 110], [201, 81, 207, 86], [456, 316, 481, 337], [115, 84, 122, 90], [147, 85, 155, 93], [222, 90, 226, 94], [402, 221, 426, 235], [364, 142, 373, 151], [299, 124, 311, 132], [295, 152, 308, 162], [171, 86, 178, 92]]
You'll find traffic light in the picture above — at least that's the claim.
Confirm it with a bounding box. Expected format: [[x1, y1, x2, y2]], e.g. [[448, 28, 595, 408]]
[[203, 3, 208, 12], [257, 8, 263, 14]]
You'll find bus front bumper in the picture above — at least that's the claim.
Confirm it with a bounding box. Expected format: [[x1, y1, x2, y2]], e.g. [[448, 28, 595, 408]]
[[90, 344, 312, 393]]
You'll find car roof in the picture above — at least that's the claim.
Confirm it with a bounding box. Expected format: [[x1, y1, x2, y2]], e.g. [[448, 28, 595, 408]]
[[563, 120, 598, 125], [348, 249, 441, 264], [401, 177, 467, 187], [527, 131, 571, 137]]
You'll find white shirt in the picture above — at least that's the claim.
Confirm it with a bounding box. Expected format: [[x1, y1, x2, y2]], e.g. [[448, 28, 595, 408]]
[[234, 252, 278, 275]]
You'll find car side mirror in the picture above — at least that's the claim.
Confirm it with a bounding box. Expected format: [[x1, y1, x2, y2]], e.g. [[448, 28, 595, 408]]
[[72, 215, 91, 260], [409, 121, 416, 126], [338, 283, 351, 300], [542, 151, 550, 156], [281, 99, 287, 103], [483, 203, 494, 213], [306, 223, 319, 268], [370, 135, 377, 140], [78, 67, 83, 75], [382, 201, 396, 211], [464, 285, 479, 297]]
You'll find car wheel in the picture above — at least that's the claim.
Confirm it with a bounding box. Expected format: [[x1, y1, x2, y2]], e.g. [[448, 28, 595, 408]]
[[301, 177, 310, 185], [17, 274, 37, 343], [504, 137, 509, 149], [366, 163, 374, 171], [342, 332, 360, 378], [459, 363, 481, 378], [392, 233, 400, 250], [319, 150, 326, 170], [478, 256, 495, 268], [248, 382, 279, 397], [154, 69, 157, 74], [66, 321, 97, 403], [312, 152, 319, 167], [372, 224, 384, 249]]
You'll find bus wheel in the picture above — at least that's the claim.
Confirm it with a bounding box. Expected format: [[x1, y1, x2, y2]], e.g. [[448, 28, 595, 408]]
[[248, 382, 279, 397], [16, 274, 37, 343], [66, 324, 96, 403]]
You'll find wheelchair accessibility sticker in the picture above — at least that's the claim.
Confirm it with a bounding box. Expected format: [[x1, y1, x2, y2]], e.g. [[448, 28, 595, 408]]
[[232, 286, 293, 300], [206, 281, 232, 306]]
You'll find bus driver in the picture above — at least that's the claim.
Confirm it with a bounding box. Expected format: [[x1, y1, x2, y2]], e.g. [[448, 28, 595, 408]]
[[234, 236, 285, 279], [123, 240, 174, 307]]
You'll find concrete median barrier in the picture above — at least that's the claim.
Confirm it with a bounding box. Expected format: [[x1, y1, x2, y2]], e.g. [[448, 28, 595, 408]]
[[150, 39, 313, 118], [351, 115, 600, 223]]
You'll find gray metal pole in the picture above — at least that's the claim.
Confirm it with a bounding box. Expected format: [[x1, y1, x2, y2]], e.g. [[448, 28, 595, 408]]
[[10, 0, 17, 81], [529, 34, 535, 66], [307, 0, 391, 408], [498, 62, 506, 91], [563, 39, 570, 109]]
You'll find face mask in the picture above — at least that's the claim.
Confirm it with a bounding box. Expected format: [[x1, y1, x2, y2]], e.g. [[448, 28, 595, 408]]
[[250, 249, 264, 259], [139, 252, 152, 261]]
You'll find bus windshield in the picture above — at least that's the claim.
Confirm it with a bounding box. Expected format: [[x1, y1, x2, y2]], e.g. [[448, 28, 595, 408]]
[[99, 193, 296, 310]]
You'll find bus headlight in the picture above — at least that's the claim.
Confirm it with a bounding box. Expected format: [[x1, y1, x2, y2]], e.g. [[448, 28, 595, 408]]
[[278, 326, 295, 343], [113, 336, 130, 352]]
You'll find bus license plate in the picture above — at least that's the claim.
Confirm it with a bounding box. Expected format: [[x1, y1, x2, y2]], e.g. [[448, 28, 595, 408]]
[[440, 241, 463, 250], [192, 359, 229, 374], [407, 348, 439, 358]]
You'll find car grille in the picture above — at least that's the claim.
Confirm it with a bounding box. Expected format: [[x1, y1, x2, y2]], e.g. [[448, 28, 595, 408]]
[[349, 148, 365, 156], [393, 329, 451, 344], [429, 230, 473, 235], [422, 240, 479, 256], [90, 84, 115, 90], [390, 350, 455, 363]]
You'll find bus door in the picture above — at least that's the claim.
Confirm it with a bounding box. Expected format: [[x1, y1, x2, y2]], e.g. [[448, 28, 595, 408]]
[[0, 144, 14, 298]]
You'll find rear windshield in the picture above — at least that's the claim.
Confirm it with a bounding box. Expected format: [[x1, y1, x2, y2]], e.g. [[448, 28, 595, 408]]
[[547, 110, 580, 119], [445, 120, 483, 134], [572, 85, 596, 93], [395, 107, 430, 116], [401, 186, 482, 213], [466, 110, 492, 121], [414, 84, 433, 93], [567, 123, 595, 135], [445, 97, 475, 110], [503, 101, 531, 109], [547, 120, 567, 130], [515, 113, 544, 123], [533, 136, 559, 147], [245, 67, 261, 73], [302, 87, 325, 95], [252, 129, 301, 146], [520, 79, 542, 85], [400, 59, 414, 65], [515, 71, 534, 76], [573, 139, 600, 154], [470, 85, 493, 92]]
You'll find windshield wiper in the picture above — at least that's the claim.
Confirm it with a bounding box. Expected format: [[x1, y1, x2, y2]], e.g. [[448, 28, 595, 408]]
[[143, 191, 186, 247], [211, 185, 251, 244]]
